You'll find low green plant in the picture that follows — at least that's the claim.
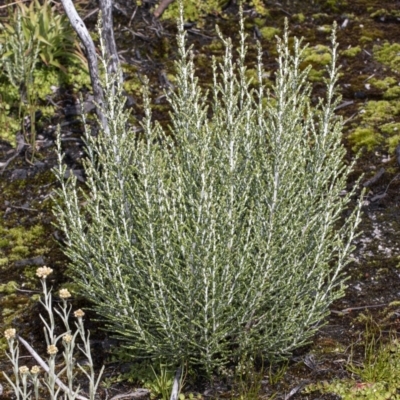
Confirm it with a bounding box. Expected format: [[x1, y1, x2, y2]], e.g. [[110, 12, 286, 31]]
[[234, 357, 267, 400], [3, 266, 104, 400], [1, 0, 86, 72], [101, 352, 176, 398], [304, 317, 400, 399], [0, 0, 87, 150], [148, 364, 175, 400], [1, 10, 40, 156], [53, 10, 362, 376], [348, 318, 400, 387], [268, 361, 288, 386]]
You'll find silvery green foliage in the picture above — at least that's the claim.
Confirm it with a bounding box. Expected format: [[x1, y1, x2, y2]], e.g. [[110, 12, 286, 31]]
[[1, 12, 39, 91], [53, 16, 361, 374]]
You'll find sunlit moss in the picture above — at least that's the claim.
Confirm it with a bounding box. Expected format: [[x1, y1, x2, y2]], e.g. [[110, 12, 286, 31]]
[[253, 18, 266, 27], [0, 224, 46, 266], [160, 0, 230, 21], [370, 77, 397, 90], [0, 281, 18, 295], [9, 245, 30, 260], [360, 100, 400, 124], [303, 45, 332, 65], [373, 42, 400, 72], [260, 27, 280, 41], [293, 13, 305, 23], [383, 86, 400, 100], [249, 0, 269, 16], [341, 46, 361, 58], [359, 36, 373, 44], [208, 39, 224, 52], [349, 126, 383, 151], [370, 9, 400, 19], [387, 135, 400, 153], [380, 123, 400, 152], [312, 13, 329, 20]]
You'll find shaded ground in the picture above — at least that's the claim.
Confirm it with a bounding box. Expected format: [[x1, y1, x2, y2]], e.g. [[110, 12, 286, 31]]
[[1, 0, 400, 398]]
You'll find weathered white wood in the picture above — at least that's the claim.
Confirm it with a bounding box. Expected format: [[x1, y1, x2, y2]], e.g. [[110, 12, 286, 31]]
[[60, 0, 109, 134], [99, 0, 122, 83], [18, 335, 90, 400], [169, 367, 182, 400]]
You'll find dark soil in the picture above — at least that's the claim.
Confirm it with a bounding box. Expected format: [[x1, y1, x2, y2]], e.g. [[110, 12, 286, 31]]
[[1, 0, 400, 399]]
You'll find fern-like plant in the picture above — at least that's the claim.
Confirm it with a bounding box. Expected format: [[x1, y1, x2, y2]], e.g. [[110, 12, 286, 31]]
[[53, 12, 361, 375]]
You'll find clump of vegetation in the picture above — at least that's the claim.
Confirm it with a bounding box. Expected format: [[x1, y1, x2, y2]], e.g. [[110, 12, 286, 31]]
[[0, 0, 89, 148], [0, 224, 45, 266], [349, 100, 400, 152], [373, 42, 400, 72], [341, 45, 362, 58], [2, 266, 106, 400], [259, 26, 280, 40], [160, 0, 269, 21], [349, 126, 383, 152], [304, 316, 400, 400], [302, 44, 332, 81], [53, 8, 361, 377]]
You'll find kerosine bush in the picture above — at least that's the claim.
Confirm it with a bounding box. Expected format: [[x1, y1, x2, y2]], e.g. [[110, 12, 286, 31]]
[[53, 16, 361, 374]]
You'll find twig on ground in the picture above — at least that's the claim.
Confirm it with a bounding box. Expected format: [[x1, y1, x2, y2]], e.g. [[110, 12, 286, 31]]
[[363, 167, 385, 187], [0, 133, 27, 175], [109, 389, 151, 400], [17, 335, 90, 400], [154, 0, 175, 18], [331, 303, 388, 315]]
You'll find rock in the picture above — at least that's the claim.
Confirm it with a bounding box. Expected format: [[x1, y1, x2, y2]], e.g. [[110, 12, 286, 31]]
[[14, 256, 46, 268]]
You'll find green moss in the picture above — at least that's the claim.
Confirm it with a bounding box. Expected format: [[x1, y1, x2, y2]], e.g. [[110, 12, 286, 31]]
[[123, 77, 143, 97], [208, 39, 224, 51], [301, 45, 332, 82], [370, 9, 400, 19], [349, 98, 400, 152], [312, 13, 329, 20], [253, 18, 266, 27], [383, 86, 400, 100], [245, 68, 258, 83], [9, 245, 30, 259], [374, 42, 400, 72], [371, 77, 397, 90], [341, 46, 361, 58], [380, 122, 400, 135], [380, 123, 400, 152], [359, 36, 373, 44], [0, 224, 46, 267], [249, 0, 269, 16], [0, 239, 9, 248], [360, 100, 400, 124], [303, 45, 332, 65], [349, 127, 383, 151], [293, 13, 305, 23], [160, 0, 229, 21], [0, 281, 18, 294], [259, 27, 280, 41], [387, 135, 400, 153], [318, 0, 347, 12]]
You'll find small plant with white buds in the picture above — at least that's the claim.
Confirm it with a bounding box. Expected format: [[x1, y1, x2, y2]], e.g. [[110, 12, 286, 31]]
[[2, 266, 104, 400]]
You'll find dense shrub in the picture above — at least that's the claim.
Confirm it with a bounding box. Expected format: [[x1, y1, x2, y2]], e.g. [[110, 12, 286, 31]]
[[53, 16, 361, 374]]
